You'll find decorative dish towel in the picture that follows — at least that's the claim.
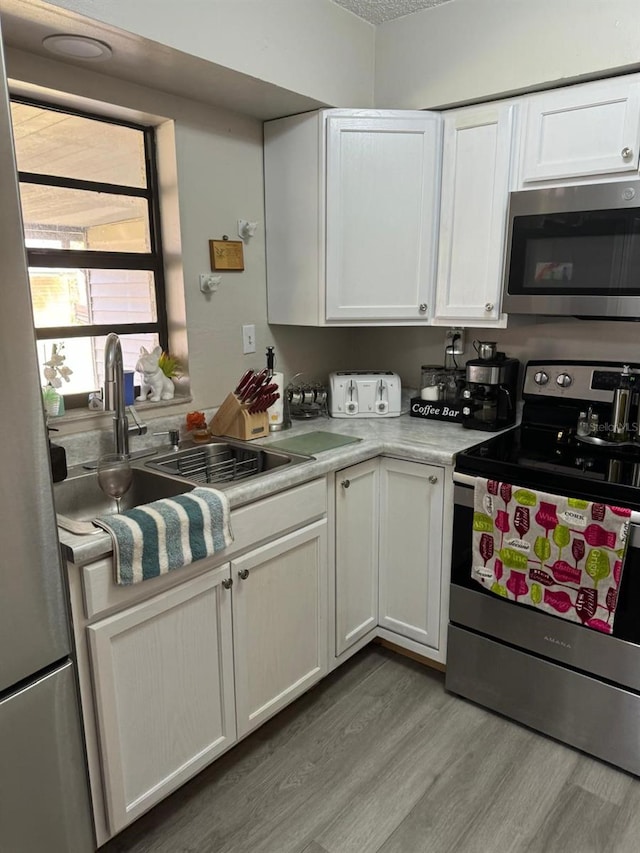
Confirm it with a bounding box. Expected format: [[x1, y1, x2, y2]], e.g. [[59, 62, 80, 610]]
[[472, 478, 631, 634], [94, 487, 234, 585]]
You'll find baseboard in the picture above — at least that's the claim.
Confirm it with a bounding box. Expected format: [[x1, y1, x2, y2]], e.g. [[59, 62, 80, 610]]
[[374, 637, 446, 672]]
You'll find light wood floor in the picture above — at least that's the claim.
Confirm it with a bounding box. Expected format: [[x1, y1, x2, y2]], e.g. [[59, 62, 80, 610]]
[[102, 645, 640, 853]]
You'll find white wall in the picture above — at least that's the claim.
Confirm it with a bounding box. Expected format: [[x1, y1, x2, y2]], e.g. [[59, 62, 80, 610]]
[[375, 0, 640, 109], [47, 0, 375, 108], [348, 317, 640, 394]]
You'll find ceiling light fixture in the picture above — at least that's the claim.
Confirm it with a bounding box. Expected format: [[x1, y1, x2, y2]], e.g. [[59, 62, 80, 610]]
[[42, 34, 113, 61]]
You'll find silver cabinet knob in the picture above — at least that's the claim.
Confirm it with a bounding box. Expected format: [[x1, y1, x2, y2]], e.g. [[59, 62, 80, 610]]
[[238, 568, 250, 580], [534, 371, 549, 386], [222, 577, 233, 590], [341, 479, 351, 489], [556, 373, 572, 388], [428, 475, 438, 484], [622, 147, 634, 160], [419, 303, 428, 314], [484, 302, 494, 312]]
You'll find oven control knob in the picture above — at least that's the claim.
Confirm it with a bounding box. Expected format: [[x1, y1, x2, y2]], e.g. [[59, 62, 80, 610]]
[[462, 389, 472, 399], [556, 373, 573, 388], [534, 371, 549, 386]]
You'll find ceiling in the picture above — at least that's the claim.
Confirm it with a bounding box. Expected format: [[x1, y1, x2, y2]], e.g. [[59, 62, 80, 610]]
[[331, 0, 453, 25]]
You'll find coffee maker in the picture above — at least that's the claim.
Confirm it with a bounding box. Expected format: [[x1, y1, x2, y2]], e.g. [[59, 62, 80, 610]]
[[461, 347, 520, 431]]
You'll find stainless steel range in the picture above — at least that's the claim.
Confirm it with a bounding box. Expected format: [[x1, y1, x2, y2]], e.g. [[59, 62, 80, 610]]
[[447, 359, 640, 775]]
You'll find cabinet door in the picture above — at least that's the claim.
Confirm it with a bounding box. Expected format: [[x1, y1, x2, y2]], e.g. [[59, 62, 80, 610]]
[[521, 78, 640, 184], [379, 459, 444, 649], [335, 459, 379, 656], [88, 566, 236, 835], [232, 520, 327, 737], [434, 104, 516, 325], [325, 114, 441, 322]]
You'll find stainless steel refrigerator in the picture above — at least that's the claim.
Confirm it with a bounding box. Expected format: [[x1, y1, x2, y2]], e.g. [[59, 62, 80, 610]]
[[0, 26, 95, 853]]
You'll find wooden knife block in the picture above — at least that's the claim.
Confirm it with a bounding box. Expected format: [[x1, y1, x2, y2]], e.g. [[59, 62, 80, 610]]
[[208, 392, 269, 441]]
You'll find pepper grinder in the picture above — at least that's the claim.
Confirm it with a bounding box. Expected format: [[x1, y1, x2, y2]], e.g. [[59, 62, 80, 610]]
[[611, 364, 633, 442]]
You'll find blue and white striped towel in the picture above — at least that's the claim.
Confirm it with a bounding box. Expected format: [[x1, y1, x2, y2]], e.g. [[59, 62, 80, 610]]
[[94, 487, 234, 585]]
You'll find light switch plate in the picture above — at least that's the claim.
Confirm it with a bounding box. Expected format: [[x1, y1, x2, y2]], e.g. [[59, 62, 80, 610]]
[[242, 324, 256, 354]]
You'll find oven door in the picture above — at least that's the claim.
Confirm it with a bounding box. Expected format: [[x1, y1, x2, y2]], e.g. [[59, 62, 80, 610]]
[[449, 474, 640, 689], [502, 181, 640, 318], [447, 474, 640, 775]]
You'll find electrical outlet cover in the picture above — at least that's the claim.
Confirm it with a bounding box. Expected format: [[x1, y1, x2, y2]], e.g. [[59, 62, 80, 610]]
[[445, 327, 465, 355]]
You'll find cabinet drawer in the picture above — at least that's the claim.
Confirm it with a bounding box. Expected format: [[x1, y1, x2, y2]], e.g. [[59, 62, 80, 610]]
[[81, 478, 326, 621]]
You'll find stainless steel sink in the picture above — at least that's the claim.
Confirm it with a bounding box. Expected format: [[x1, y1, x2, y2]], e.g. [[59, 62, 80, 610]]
[[54, 467, 194, 534], [146, 439, 312, 487], [54, 438, 312, 535]]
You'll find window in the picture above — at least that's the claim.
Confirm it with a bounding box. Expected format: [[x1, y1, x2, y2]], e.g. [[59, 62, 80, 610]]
[[10, 97, 168, 406]]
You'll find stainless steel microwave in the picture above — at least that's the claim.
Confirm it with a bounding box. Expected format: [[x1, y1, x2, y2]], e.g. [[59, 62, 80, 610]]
[[502, 180, 640, 319]]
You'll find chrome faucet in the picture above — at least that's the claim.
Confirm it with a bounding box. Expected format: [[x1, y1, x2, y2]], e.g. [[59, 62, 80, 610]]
[[104, 332, 146, 456]]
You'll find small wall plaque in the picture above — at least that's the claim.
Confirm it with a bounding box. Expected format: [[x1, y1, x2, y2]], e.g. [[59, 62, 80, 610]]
[[210, 238, 244, 271]]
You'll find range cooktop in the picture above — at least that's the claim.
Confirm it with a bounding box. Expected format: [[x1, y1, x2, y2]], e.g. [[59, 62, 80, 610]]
[[456, 360, 640, 510]]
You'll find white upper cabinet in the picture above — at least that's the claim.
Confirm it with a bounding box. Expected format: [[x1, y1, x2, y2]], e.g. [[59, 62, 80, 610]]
[[519, 76, 640, 186], [325, 114, 441, 322], [433, 103, 517, 327], [264, 109, 442, 326]]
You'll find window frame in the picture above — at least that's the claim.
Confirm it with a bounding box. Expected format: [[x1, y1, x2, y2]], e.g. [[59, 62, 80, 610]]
[[12, 95, 169, 405]]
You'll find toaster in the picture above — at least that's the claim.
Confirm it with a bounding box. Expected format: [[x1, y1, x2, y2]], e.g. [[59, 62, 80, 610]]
[[329, 371, 401, 418]]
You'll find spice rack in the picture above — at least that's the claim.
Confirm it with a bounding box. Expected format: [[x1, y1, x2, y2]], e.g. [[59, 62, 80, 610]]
[[208, 392, 269, 441]]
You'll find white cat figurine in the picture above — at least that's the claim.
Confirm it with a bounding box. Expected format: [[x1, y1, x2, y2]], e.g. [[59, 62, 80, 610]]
[[135, 346, 175, 402]]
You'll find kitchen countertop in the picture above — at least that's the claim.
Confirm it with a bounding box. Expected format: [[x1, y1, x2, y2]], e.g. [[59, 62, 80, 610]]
[[57, 413, 495, 565]]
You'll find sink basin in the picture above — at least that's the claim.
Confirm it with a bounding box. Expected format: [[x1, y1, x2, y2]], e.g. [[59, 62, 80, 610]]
[[146, 438, 312, 487], [54, 467, 194, 534]]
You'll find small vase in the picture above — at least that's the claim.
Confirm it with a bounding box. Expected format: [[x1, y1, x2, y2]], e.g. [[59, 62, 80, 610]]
[[43, 386, 64, 417]]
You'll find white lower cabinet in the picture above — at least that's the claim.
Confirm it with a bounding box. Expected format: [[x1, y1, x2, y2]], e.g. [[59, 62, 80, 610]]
[[88, 565, 236, 835], [334, 457, 445, 659], [334, 459, 379, 655], [74, 478, 328, 843], [378, 458, 444, 650], [87, 522, 328, 835], [231, 520, 328, 737]]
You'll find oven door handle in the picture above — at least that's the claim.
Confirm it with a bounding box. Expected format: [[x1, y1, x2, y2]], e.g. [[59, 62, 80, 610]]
[[453, 472, 479, 488], [453, 472, 640, 526]]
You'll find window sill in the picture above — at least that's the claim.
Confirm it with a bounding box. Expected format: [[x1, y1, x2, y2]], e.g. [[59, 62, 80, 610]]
[[49, 393, 193, 433]]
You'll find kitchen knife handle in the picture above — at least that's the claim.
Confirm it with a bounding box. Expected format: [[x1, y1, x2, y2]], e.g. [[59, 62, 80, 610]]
[[235, 369, 254, 394]]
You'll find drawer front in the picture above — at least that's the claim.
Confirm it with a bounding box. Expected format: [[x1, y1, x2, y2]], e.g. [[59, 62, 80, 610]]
[[81, 478, 326, 621]]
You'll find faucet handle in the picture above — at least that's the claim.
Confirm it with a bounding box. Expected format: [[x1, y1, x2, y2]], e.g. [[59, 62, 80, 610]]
[[153, 429, 180, 451], [127, 405, 147, 436]]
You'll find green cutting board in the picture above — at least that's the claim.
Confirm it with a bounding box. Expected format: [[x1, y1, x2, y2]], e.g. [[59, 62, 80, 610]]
[[264, 430, 361, 455]]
